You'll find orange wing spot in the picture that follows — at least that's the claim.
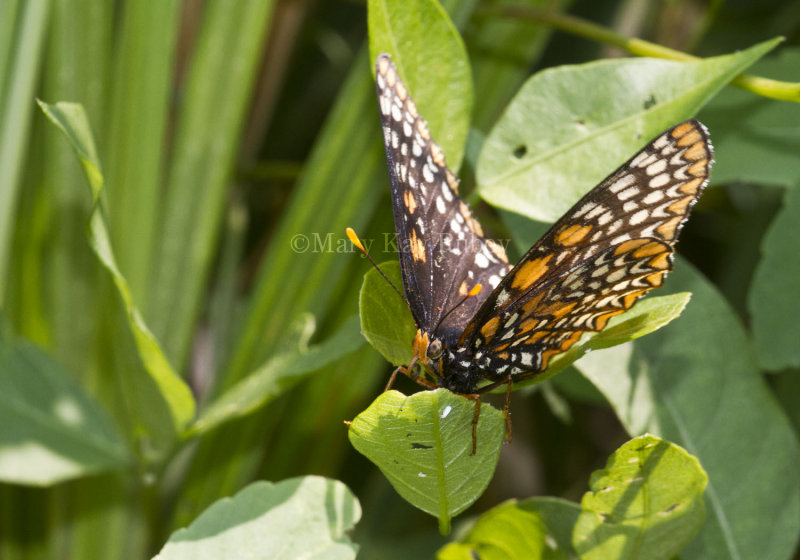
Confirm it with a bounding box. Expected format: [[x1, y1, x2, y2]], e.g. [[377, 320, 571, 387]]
[[677, 128, 702, 147], [685, 140, 707, 161], [647, 250, 671, 270], [494, 343, 510, 352], [430, 142, 445, 166], [646, 271, 666, 287], [671, 121, 695, 139], [406, 98, 418, 119], [416, 119, 430, 140], [525, 330, 548, 344], [632, 241, 664, 259], [519, 318, 540, 332], [511, 255, 553, 291], [555, 224, 593, 246], [615, 239, 649, 256], [386, 66, 397, 87], [668, 195, 693, 215], [688, 159, 708, 177], [404, 190, 417, 214], [378, 56, 390, 75], [487, 239, 508, 263], [412, 330, 430, 364], [540, 332, 582, 370], [497, 352, 510, 360], [623, 290, 645, 309], [521, 292, 546, 314], [480, 316, 500, 341], [679, 177, 703, 196], [656, 216, 682, 239], [395, 81, 408, 101], [409, 229, 426, 263], [446, 169, 459, 193], [546, 301, 578, 320], [594, 310, 624, 330]]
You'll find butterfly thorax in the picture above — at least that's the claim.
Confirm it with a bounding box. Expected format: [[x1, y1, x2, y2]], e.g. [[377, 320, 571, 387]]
[[412, 329, 484, 394]]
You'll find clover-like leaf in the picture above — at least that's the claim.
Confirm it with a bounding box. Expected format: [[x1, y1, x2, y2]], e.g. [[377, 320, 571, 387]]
[[153, 477, 360, 560], [348, 389, 504, 534], [573, 434, 707, 560]]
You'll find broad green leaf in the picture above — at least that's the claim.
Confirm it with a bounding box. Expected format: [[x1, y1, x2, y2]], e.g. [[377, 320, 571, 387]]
[[359, 261, 414, 367], [573, 435, 707, 560], [0, 331, 129, 485], [577, 261, 800, 560], [153, 477, 360, 560], [37, 101, 195, 437], [477, 38, 780, 222], [438, 497, 581, 560], [747, 186, 800, 370], [699, 47, 800, 188], [368, 0, 471, 171], [189, 315, 364, 436], [348, 389, 504, 534]]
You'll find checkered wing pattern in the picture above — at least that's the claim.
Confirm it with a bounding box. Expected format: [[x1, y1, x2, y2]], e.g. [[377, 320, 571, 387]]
[[376, 54, 509, 343], [460, 120, 713, 382]]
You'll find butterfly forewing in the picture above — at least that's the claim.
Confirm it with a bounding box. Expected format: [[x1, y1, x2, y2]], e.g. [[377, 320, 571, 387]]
[[376, 54, 508, 343], [461, 120, 712, 383]]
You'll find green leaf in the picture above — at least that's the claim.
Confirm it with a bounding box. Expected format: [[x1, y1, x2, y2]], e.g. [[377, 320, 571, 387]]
[[368, 0, 471, 171], [0, 331, 129, 485], [576, 261, 800, 560], [438, 497, 581, 560], [747, 186, 800, 371], [348, 389, 505, 534], [699, 47, 800, 187], [573, 435, 707, 560], [37, 100, 195, 437], [359, 261, 415, 367], [477, 38, 780, 222], [189, 315, 364, 436], [153, 476, 360, 560]]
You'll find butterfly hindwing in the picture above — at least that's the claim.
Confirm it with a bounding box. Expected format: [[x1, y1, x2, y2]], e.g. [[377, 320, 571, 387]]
[[375, 54, 508, 344], [461, 120, 712, 383]]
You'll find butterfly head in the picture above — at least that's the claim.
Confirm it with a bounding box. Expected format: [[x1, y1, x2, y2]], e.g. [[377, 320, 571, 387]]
[[412, 329, 479, 393]]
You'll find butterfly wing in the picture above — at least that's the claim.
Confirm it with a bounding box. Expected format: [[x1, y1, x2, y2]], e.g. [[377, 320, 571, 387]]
[[376, 54, 508, 343], [461, 120, 712, 380]]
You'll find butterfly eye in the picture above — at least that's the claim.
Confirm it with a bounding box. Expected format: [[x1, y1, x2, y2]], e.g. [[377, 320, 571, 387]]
[[427, 339, 443, 360]]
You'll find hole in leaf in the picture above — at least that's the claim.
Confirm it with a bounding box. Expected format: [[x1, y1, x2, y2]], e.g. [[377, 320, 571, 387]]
[[512, 145, 527, 158]]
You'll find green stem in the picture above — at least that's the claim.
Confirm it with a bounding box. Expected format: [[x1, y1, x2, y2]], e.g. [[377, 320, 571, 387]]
[[476, 5, 800, 103]]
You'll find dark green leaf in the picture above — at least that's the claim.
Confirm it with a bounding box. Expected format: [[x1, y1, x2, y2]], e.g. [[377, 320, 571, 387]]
[[189, 315, 364, 436], [477, 39, 780, 222], [359, 261, 415, 367], [0, 332, 129, 485], [748, 186, 800, 370], [37, 100, 196, 438], [153, 477, 361, 560], [438, 497, 580, 560], [348, 389, 504, 534]]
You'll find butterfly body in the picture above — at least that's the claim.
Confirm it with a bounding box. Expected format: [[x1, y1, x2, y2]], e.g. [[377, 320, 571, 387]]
[[374, 54, 712, 396]]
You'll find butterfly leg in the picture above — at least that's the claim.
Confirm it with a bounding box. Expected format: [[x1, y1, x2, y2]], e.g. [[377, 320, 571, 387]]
[[384, 366, 406, 392], [503, 375, 513, 444]]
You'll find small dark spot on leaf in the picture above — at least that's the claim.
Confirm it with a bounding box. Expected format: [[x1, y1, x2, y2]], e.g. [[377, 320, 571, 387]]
[[411, 442, 433, 450], [662, 503, 680, 514], [576, 118, 586, 126], [643, 94, 657, 109], [406, 433, 412, 437], [512, 145, 527, 158]]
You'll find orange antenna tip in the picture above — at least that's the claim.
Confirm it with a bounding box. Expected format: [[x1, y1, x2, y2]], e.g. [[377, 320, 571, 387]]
[[468, 284, 483, 297], [346, 227, 365, 252]]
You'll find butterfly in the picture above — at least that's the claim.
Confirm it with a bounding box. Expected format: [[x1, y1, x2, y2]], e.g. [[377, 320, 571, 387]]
[[370, 53, 711, 424]]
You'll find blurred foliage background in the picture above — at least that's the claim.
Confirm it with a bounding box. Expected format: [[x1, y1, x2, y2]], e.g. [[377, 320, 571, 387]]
[[0, 0, 799, 558]]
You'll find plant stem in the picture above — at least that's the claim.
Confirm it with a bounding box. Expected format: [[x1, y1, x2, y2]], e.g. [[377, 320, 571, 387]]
[[476, 5, 800, 103]]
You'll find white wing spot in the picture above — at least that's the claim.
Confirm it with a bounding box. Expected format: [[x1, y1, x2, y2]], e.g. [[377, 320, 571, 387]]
[[618, 186, 640, 200], [649, 173, 671, 188], [436, 196, 446, 214], [646, 159, 667, 176], [442, 182, 453, 201], [475, 253, 490, 268], [629, 209, 650, 225], [642, 190, 665, 204], [609, 174, 635, 193]]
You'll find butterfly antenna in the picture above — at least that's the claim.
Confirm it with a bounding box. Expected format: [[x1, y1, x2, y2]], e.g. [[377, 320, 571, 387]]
[[346, 228, 406, 301], [433, 284, 483, 335]]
